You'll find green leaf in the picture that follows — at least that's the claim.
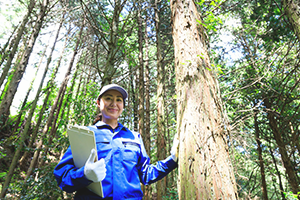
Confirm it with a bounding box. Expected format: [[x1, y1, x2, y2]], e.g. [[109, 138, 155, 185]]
[[0, 172, 7, 178]]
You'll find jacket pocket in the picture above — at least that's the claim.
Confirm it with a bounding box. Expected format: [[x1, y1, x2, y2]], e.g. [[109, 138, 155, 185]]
[[96, 140, 112, 159], [122, 139, 140, 162]]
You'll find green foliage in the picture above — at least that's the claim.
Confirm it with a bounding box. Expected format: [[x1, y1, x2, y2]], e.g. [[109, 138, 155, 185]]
[[0, 172, 6, 179], [163, 187, 178, 200], [284, 191, 300, 200], [16, 163, 73, 200], [0, 0, 25, 41], [195, 0, 223, 33]]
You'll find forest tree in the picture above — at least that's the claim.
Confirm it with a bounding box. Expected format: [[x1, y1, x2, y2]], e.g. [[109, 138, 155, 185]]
[[170, 0, 238, 199]]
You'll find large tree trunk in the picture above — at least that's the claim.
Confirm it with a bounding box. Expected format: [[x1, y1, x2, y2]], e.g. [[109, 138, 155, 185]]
[[283, 0, 300, 42], [170, 0, 238, 199], [155, 0, 167, 198], [0, 0, 47, 128]]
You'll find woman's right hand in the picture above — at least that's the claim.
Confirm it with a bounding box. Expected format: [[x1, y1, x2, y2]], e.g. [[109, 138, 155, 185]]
[[84, 149, 106, 182]]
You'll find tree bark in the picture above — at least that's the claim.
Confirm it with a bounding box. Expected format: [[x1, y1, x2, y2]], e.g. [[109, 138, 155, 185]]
[[144, 15, 152, 200], [129, 62, 138, 131], [155, 0, 167, 198], [136, 2, 148, 199], [283, 0, 300, 42], [170, 0, 238, 199]]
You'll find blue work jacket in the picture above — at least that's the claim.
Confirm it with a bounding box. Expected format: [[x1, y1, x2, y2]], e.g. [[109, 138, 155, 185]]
[[53, 122, 178, 199]]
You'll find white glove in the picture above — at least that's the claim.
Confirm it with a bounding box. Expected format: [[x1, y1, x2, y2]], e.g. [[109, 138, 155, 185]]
[[170, 133, 179, 162], [84, 149, 106, 182]]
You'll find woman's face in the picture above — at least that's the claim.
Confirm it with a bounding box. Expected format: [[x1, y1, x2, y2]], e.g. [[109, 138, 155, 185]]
[[97, 90, 124, 122]]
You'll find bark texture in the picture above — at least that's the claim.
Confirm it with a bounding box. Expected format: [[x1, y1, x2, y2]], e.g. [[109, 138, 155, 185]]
[[155, 0, 167, 198], [170, 0, 238, 199], [283, 0, 300, 42]]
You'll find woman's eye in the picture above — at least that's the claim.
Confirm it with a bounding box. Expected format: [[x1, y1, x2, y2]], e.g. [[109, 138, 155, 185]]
[[117, 99, 123, 102]]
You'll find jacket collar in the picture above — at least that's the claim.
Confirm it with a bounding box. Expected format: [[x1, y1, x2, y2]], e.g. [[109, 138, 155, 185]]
[[95, 121, 126, 132]]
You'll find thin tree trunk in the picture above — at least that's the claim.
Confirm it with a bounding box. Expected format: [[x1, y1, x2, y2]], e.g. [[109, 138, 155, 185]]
[[0, 0, 48, 128], [25, 22, 84, 179], [144, 16, 151, 157], [254, 110, 268, 200], [264, 98, 300, 194], [65, 59, 81, 126], [9, 43, 47, 133], [0, 33, 29, 101], [70, 64, 85, 124], [101, 0, 123, 85], [269, 147, 286, 200], [170, 0, 238, 199], [0, 23, 19, 67], [137, 5, 148, 198], [143, 15, 152, 200], [0, 0, 35, 89], [78, 60, 90, 125], [0, 1, 49, 197], [137, 1, 144, 137], [130, 63, 138, 132], [35, 73, 70, 172], [155, 0, 167, 198], [25, 82, 66, 180], [19, 14, 66, 167], [290, 121, 300, 158]]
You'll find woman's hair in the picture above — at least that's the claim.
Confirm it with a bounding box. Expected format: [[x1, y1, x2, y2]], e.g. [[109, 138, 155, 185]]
[[93, 113, 102, 125]]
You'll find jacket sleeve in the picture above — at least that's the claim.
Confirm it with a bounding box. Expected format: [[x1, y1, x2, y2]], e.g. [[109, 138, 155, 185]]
[[53, 146, 93, 193], [137, 135, 178, 185]]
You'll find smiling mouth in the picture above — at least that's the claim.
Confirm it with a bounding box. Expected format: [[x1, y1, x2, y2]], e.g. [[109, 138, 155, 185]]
[[108, 108, 118, 112]]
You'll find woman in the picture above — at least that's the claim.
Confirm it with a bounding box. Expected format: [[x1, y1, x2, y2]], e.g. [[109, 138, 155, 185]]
[[54, 84, 179, 200]]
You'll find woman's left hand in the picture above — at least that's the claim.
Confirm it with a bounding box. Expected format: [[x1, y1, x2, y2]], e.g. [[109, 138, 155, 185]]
[[170, 134, 179, 162]]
